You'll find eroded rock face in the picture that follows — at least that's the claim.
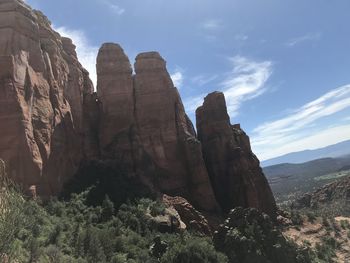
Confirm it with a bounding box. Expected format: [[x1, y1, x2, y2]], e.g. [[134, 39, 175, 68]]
[[196, 92, 276, 217], [0, 0, 93, 195], [96, 47, 218, 212], [97, 43, 134, 157], [1, 0, 277, 219], [134, 52, 218, 211]]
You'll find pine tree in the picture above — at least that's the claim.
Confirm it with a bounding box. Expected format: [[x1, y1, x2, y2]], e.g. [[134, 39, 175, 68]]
[[101, 195, 115, 222]]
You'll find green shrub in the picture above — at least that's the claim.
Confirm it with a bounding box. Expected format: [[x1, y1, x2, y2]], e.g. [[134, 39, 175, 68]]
[[161, 236, 227, 263], [306, 212, 316, 223], [149, 200, 166, 217], [340, 220, 350, 230], [101, 195, 115, 222], [291, 210, 303, 226]]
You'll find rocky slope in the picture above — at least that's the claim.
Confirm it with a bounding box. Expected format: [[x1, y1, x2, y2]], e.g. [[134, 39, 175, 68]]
[[0, 0, 276, 217], [292, 175, 350, 211]]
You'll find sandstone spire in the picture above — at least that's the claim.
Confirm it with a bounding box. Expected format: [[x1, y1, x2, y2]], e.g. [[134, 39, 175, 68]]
[[95, 47, 218, 211], [196, 92, 277, 217], [96, 43, 134, 157]]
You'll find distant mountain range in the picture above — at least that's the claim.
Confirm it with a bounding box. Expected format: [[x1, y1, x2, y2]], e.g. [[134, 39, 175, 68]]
[[261, 140, 350, 167], [263, 156, 350, 179]]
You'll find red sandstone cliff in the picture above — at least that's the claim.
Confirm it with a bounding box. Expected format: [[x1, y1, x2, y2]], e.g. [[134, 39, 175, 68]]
[[96, 45, 218, 211], [0, 0, 93, 195], [0, 0, 276, 217]]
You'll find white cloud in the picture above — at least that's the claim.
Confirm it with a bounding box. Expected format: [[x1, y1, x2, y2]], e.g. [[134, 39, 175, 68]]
[[102, 0, 125, 15], [184, 56, 272, 117], [256, 124, 350, 161], [202, 19, 223, 30], [108, 4, 125, 15], [235, 34, 249, 41], [221, 56, 273, 117], [171, 69, 184, 88], [252, 84, 350, 160], [184, 96, 206, 114], [286, 32, 321, 47], [54, 26, 98, 88], [200, 19, 224, 42]]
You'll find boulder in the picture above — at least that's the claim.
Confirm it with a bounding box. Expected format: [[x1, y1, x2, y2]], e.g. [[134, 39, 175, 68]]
[[162, 194, 212, 235]]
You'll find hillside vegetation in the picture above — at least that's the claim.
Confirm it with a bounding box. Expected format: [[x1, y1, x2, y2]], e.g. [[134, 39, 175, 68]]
[[0, 160, 315, 263]]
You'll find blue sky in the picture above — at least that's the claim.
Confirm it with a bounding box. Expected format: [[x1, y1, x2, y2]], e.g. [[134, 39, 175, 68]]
[[25, 0, 350, 161]]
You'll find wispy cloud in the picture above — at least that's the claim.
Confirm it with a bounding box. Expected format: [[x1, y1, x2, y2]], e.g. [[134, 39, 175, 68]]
[[184, 56, 272, 116], [252, 84, 350, 160], [201, 19, 223, 30], [235, 34, 249, 42], [171, 69, 184, 88], [200, 19, 224, 42], [108, 4, 125, 15], [102, 0, 125, 15], [191, 74, 218, 87], [256, 124, 350, 162], [222, 56, 273, 117], [54, 26, 98, 88], [286, 32, 322, 47], [184, 96, 206, 114]]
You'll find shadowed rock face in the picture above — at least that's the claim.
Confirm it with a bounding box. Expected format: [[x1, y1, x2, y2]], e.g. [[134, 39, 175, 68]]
[[0, 0, 93, 195], [96, 46, 218, 212], [96, 43, 135, 164], [196, 92, 276, 217]]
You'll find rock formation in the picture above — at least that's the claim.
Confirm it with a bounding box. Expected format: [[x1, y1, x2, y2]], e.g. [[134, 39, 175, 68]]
[[196, 92, 276, 217], [0, 0, 93, 195], [96, 43, 134, 158], [0, 0, 276, 218], [96, 45, 218, 212], [145, 194, 213, 235], [162, 194, 212, 235]]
